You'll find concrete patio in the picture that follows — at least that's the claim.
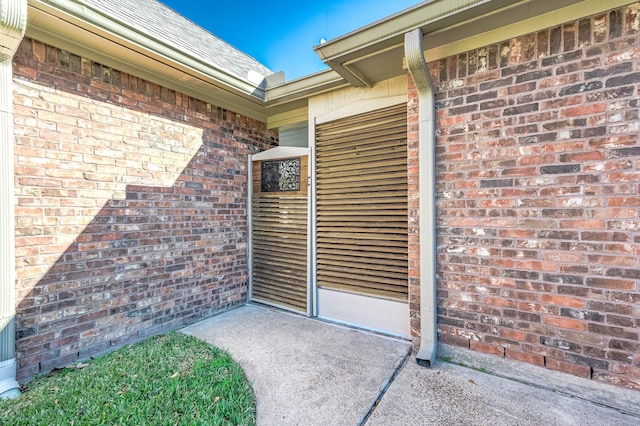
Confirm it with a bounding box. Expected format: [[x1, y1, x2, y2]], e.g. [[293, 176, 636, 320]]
[[181, 304, 640, 425]]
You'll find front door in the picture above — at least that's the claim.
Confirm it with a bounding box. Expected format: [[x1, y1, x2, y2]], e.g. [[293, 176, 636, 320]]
[[249, 147, 310, 314], [314, 104, 410, 337]]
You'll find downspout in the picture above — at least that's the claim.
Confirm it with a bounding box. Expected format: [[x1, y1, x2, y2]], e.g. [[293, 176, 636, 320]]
[[404, 29, 437, 367], [0, 0, 27, 399]]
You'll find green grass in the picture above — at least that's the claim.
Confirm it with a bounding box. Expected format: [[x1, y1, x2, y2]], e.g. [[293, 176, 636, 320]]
[[0, 332, 255, 426]]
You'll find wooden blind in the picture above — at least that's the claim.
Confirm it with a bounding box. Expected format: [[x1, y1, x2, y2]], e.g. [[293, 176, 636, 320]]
[[315, 104, 408, 301], [251, 157, 308, 313]]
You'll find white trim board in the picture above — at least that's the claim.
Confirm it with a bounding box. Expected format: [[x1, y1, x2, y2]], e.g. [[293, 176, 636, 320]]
[[251, 146, 309, 161], [317, 288, 410, 338]]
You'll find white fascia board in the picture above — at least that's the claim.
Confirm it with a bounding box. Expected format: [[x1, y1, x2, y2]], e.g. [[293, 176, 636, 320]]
[[264, 69, 349, 109]]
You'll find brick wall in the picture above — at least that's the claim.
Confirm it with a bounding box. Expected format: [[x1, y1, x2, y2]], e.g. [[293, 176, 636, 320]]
[[409, 3, 640, 390], [12, 38, 277, 380]]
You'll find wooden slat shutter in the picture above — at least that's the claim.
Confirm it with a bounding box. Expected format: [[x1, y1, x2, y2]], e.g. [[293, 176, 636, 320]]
[[315, 104, 408, 301], [251, 157, 308, 313]]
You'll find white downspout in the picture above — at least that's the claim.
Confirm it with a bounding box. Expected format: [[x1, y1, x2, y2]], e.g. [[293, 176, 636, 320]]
[[404, 29, 437, 367], [0, 0, 27, 400]]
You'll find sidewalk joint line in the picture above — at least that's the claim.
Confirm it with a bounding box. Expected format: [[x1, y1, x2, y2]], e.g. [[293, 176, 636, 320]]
[[358, 348, 412, 426]]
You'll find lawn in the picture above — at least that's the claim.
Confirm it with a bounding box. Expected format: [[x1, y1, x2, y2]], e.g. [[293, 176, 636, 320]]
[[0, 332, 256, 425]]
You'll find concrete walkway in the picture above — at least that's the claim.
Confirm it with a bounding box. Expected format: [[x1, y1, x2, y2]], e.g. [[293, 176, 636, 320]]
[[182, 305, 640, 426]]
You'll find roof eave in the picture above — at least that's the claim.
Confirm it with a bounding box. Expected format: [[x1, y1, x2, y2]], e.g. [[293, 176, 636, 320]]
[[27, 0, 269, 120], [24, 0, 350, 122], [313, 0, 505, 86], [312, 0, 597, 88], [265, 69, 349, 111]]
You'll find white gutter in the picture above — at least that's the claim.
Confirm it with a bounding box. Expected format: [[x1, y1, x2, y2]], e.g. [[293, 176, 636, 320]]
[[0, 0, 27, 400], [404, 29, 437, 367]]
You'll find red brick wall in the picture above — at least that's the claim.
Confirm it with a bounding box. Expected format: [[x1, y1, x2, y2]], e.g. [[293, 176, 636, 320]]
[[409, 3, 640, 389], [12, 38, 277, 380]]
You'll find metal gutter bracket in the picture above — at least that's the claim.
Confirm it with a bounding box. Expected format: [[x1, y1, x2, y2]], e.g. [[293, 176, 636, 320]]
[[404, 28, 437, 367], [0, 0, 27, 400]]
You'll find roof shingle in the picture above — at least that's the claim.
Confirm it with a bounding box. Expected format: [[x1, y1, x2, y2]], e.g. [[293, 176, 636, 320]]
[[78, 0, 273, 85]]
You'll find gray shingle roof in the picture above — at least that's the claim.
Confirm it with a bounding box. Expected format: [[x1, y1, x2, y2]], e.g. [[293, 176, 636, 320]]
[[78, 0, 273, 84]]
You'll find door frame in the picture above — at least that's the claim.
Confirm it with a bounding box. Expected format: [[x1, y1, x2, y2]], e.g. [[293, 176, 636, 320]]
[[248, 146, 312, 315]]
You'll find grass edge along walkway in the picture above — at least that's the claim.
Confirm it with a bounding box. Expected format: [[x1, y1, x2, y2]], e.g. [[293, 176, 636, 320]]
[[0, 332, 256, 426]]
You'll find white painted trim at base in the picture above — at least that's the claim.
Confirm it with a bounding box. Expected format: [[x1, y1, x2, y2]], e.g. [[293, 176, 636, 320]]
[[0, 358, 19, 398], [317, 288, 410, 338]]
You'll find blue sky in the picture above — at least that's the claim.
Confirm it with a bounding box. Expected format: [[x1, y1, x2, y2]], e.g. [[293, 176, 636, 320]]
[[161, 0, 421, 81]]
